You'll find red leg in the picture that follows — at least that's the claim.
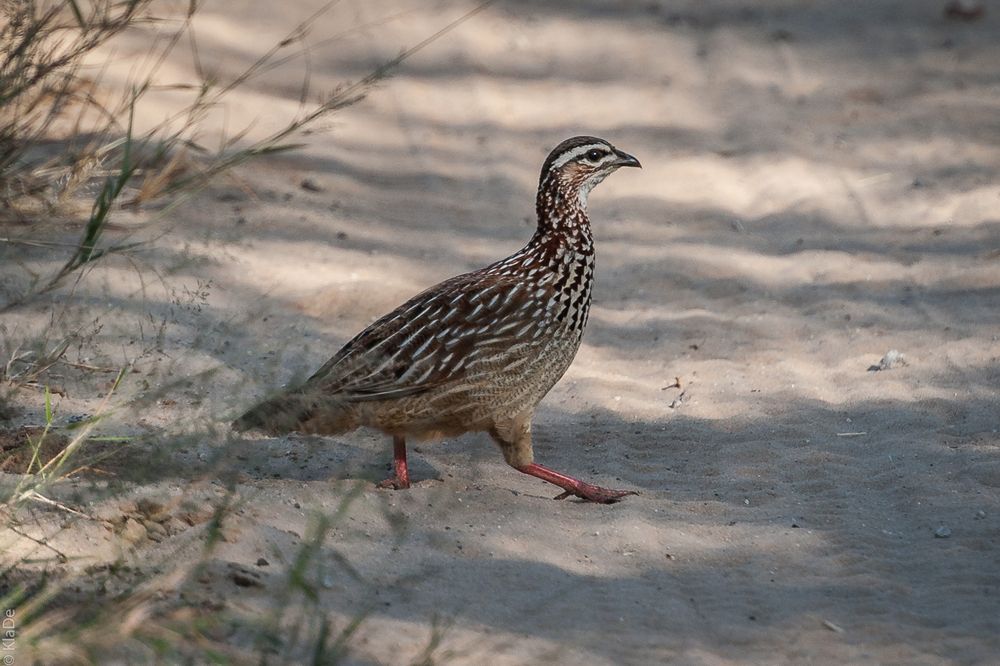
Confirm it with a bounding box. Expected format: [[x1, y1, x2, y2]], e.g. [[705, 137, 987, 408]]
[[516, 462, 636, 503], [377, 435, 411, 489]]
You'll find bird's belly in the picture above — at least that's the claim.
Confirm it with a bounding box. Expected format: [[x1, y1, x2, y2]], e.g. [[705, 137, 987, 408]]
[[357, 326, 584, 438]]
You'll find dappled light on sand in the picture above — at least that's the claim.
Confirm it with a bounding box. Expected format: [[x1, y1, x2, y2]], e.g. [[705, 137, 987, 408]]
[[1, 0, 997, 663]]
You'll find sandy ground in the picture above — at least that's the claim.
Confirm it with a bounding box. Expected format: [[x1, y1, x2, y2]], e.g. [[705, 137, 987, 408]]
[[2, 0, 999, 663]]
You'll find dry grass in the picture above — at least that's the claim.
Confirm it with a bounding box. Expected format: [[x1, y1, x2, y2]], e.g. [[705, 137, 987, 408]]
[[2, 487, 403, 664], [0, 0, 154, 215], [0, 0, 491, 309]]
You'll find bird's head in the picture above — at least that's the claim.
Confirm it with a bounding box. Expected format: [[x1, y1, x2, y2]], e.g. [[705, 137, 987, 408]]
[[538, 136, 641, 209]]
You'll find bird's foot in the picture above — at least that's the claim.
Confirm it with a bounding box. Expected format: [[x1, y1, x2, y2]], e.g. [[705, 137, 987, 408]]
[[376, 475, 411, 490], [516, 462, 637, 504], [376, 435, 411, 489], [553, 483, 637, 504]]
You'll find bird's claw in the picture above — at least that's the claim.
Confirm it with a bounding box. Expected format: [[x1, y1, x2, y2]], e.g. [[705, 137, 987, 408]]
[[552, 485, 638, 504], [376, 476, 410, 490]]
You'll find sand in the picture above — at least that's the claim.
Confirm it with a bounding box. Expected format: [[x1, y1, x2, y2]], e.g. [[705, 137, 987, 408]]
[[1, 1, 998, 663]]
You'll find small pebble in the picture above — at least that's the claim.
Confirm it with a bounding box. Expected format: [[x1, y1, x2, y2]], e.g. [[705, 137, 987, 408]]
[[869, 349, 907, 372], [974, 510, 986, 520], [230, 571, 261, 587], [934, 526, 951, 538]]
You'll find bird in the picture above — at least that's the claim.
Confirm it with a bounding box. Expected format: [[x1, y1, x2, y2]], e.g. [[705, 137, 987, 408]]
[[234, 136, 641, 503]]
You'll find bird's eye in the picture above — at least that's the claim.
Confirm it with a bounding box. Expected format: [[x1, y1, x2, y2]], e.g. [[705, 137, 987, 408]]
[[585, 149, 606, 161]]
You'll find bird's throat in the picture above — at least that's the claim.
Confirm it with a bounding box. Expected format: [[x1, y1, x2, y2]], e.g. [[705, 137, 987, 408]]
[[535, 174, 593, 247]]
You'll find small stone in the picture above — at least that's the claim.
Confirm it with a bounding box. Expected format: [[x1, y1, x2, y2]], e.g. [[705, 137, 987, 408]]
[[300, 178, 324, 192], [220, 525, 242, 543], [138, 498, 170, 522], [934, 526, 951, 538], [256, 557, 270, 567], [869, 349, 907, 372], [121, 518, 147, 545], [179, 506, 214, 526], [143, 520, 167, 540], [230, 570, 262, 587], [974, 510, 986, 520], [165, 517, 185, 535]]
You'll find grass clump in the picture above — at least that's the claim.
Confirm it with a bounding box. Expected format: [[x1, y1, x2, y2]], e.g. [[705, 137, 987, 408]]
[[0, 0, 154, 215]]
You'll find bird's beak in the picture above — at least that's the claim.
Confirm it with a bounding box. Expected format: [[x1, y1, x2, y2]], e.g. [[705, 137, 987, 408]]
[[613, 149, 641, 168]]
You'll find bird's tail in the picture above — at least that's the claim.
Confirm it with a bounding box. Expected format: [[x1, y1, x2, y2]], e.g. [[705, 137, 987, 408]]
[[232, 389, 357, 436]]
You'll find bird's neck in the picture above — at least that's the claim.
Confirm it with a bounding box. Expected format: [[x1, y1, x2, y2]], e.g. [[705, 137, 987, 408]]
[[533, 173, 594, 253]]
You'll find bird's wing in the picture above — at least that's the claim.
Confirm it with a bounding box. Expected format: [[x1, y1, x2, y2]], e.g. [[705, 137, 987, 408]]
[[303, 268, 548, 402]]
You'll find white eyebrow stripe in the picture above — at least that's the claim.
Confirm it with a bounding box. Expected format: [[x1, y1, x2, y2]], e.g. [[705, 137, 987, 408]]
[[550, 143, 609, 168]]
